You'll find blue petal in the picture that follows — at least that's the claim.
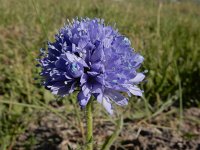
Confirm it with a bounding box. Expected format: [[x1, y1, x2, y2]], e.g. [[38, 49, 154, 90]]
[[96, 94, 113, 115], [91, 47, 104, 63], [123, 84, 143, 96], [82, 84, 90, 96], [55, 58, 68, 71], [105, 89, 128, 106], [91, 83, 103, 94], [91, 63, 105, 73], [78, 90, 91, 107], [87, 71, 99, 76], [130, 73, 145, 83], [102, 96, 113, 115], [65, 52, 78, 62], [80, 74, 88, 85]]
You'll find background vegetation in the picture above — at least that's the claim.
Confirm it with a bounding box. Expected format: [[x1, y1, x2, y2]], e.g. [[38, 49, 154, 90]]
[[0, 0, 199, 149]]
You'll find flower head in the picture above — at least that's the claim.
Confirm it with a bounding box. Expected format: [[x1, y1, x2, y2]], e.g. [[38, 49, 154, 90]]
[[39, 18, 145, 114]]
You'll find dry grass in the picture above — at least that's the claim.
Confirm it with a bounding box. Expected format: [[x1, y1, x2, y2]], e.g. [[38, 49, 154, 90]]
[[0, 0, 200, 149]]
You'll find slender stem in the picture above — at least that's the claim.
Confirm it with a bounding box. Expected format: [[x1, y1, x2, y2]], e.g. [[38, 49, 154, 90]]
[[86, 99, 93, 150], [101, 115, 123, 150], [156, 0, 162, 38]]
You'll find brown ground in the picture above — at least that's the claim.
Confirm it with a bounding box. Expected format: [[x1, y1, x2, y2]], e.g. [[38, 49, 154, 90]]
[[14, 107, 200, 150]]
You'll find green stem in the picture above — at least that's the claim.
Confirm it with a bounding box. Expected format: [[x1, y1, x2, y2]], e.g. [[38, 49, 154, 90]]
[[86, 99, 93, 150], [101, 115, 123, 150]]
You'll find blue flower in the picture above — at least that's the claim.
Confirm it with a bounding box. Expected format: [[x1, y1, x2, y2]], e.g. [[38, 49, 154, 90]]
[[39, 18, 145, 114]]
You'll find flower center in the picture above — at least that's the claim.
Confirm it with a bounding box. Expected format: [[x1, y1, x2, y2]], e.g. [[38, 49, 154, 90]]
[[67, 62, 83, 78]]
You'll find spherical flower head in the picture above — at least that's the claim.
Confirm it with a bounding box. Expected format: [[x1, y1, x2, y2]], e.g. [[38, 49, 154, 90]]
[[39, 18, 145, 115]]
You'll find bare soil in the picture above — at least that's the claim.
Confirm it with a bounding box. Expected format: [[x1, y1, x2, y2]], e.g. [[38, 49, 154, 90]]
[[14, 107, 200, 150]]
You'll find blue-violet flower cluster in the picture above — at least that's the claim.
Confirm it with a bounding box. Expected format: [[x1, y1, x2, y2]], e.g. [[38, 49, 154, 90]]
[[39, 18, 145, 114]]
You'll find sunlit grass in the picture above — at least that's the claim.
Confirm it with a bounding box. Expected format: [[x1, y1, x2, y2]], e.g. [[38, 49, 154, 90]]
[[0, 0, 200, 149]]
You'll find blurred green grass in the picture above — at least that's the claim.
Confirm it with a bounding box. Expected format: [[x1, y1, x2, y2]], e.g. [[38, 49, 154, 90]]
[[0, 0, 200, 148]]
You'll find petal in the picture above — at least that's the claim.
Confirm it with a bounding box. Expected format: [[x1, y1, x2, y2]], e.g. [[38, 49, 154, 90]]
[[105, 89, 128, 106], [132, 54, 144, 68], [55, 58, 68, 71], [64, 52, 77, 62], [130, 73, 145, 83], [78, 59, 89, 67], [80, 74, 88, 85], [91, 83, 103, 94], [51, 82, 76, 96], [95, 74, 104, 85], [64, 73, 73, 80], [135, 54, 144, 63], [48, 43, 61, 56], [123, 84, 143, 96], [87, 71, 99, 76], [91, 63, 105, 73], [103, 37, 113, 48], [91, 48, 104, 63], [69, 82, 76, 93], [78, 39, 88, 49], [94, 93, 103, 103], [94, 93, 113, 115], [72, 43, 76, 52], [54, 86, 70, 96], [102, 96, 113, 115], [78, 90, 91, 107], [82, 84, 90, 96]]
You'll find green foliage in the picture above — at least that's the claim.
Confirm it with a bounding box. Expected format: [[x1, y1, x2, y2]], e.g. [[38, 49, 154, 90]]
[[0, 0, 199, 148]]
